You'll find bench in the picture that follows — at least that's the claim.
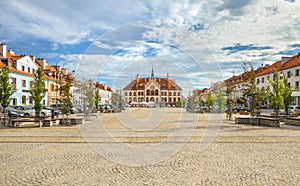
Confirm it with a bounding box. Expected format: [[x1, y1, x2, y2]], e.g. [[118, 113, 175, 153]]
[[60, 118, 83, 126], [43, 118, 61, 127], [10, 118, 44, 127], [235, 117, 280, 127], [285, 117, 300, 126], [259, 117, 280, 127]]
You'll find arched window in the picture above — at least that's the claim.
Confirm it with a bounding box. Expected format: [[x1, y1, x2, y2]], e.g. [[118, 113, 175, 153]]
[[155, 89, 159, 96], [147, 89, 150, 96], [22, 95, 26, 105], [129, 92, 132, 96], [169, 92, 172, 96], [151, 90, 154, 95], [173, 92, 176, 96]]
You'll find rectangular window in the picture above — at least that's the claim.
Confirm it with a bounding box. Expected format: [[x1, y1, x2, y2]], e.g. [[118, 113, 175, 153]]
[[32, 69, 35, 74], [22, 80, 26, 88], [296, 69, 299, 76], [30, 81, 33, 88], [11, 78, 17, 90], [28, 67, 30, 73], [29, 96, 33, 105], [287, 71, 292, 78], [261, 77, 264, 83], [12, 98, 17, 105], [296, 81, 299, 90]]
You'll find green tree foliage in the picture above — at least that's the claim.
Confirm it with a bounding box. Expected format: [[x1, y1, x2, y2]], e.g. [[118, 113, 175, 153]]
[[225, 80, 235, 120], [198, 94, 204, 107], [243, 63, 267, 116], [282, 73, 293, 115], [0, 66, 13, 122], [94, 88, 101, 111], [29, 68, 45, 117], [214, 84, 226, 111], [86, 80, 95, 113], [206, 92, 213, 110], [59, 74, 74, 116], [267, 70, 284, 115]]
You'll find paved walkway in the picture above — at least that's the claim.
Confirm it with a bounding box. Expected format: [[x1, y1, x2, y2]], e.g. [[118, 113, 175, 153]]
[[0, 108, 300, 185]]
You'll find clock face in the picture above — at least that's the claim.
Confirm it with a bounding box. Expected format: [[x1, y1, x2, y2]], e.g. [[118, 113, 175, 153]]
[[150, 85, 155, 90]]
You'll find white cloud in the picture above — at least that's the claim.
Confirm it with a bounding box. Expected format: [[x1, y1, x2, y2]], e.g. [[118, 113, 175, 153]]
[[1, 0, 300, 94]]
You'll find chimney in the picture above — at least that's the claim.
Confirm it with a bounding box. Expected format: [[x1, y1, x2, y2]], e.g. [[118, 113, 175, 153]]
[[136, 73, 139, 79], [167, 73, 170, 79], [0, 43, 7, 58], [36, 58, 46, 68], [8, 49, 14, 55], [281, 57, 291, 66], [298, 52, 300, 64]]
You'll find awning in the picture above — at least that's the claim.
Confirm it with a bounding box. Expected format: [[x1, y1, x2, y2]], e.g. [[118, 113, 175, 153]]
[[292, 91, 300, 97]]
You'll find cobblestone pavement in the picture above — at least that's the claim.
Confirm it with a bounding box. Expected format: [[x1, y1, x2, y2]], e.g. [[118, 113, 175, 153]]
[[0, 108, 300, 185]]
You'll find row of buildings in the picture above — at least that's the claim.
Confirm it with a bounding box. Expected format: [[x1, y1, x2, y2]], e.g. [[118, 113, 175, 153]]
[[0, 43, 113, 107], [194, 53, 300, 107]]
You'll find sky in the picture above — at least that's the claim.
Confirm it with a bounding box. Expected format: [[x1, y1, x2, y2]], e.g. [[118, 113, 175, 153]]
[[1, 0, 300, 96]]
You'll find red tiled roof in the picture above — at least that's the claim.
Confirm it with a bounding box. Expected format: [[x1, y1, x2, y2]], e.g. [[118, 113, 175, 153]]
[[123, 77, 182, 91], [255, 54, 300, 77]]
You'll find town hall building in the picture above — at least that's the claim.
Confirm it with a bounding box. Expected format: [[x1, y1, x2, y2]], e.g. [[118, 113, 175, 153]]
[[123, 68, 182, 106]]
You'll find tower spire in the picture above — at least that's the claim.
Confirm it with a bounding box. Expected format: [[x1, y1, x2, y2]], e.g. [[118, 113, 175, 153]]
[[151, 65, 154, 79]]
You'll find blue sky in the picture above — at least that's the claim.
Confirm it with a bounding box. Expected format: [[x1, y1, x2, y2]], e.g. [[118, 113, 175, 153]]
[[1, 0, 300, 96]]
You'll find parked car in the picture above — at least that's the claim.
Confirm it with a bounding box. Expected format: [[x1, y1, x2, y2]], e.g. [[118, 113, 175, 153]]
[[43, 106, 61, 116], [50, 104, 82, 114], [100, 104, 114, 113], [12, 105, 51, 117], [232, 106, 249, 112], [0, 106, 24, 118]]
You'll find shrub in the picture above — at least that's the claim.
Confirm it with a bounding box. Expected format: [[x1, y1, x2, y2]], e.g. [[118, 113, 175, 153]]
[[291, 111, 298, 117]]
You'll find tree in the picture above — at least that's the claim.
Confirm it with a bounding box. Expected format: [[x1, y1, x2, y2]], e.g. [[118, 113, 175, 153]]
[[198, 94, 204, 107], [59, 74, 74, 121], [243, 63, 267, 116], [214, 84, 226, 111], [94, 88, 101, 111], [206, 92, 213, 111], [29, 68, 45, 117], [0, 66, 14, 124], [225, 79, 235, 120], [267, 70, 284, 115], [281, 73, 292, 115]]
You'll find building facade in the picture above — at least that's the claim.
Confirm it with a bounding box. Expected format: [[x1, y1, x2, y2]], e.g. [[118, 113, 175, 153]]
[[123, 69, 182, 106], [255, 54, 300, 106]]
